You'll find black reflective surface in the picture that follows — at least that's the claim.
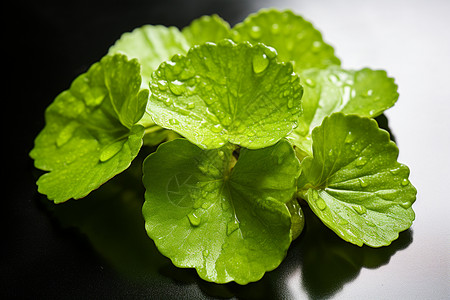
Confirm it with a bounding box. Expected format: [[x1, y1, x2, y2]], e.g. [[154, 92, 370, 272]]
[[5, 0, 449, 299]]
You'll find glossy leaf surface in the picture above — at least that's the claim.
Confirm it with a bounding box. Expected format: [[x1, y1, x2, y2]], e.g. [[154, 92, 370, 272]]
[[232, 8, 340, 73], [142, 139, 300, 284], [147, 40, 303, 149], [30, 54, 147, 203], [298, 113, 416, 247]]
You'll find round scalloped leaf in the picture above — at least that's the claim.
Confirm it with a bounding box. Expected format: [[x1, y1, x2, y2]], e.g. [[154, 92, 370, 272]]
[[289, 66, 399, 157], [232, 8, 340, 73], [30, 54, 147, 203], [147, 40, 303, 149], [298, 113, 416, 247], [109, 25, 190, 86], [182, 14, 232, 46], [142, 139, 300, 284]]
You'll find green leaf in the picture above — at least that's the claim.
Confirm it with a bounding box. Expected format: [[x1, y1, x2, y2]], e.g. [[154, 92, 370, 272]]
[[297, 113, 416, 247], [182, 14, 231, 45], [232, 8, 340, 73], [109, 25, 190, 86], [30, 54, 147, 203], [147, 40, 303, 149], [289, 66, 399, 157], [109, 16, 232, 143], [142, 139, 300, 284]]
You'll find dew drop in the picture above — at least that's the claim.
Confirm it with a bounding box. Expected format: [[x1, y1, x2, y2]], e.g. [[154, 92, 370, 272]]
[[353, 205, 367, 215], [211, 124, 223, 133], [344, 132, 354, 144], [247, 131, 255, 137], [202, 249, 210, 258], [316, 198, 327, 210], [169, 80, 185, 96], [99, 141, 124, 162], [157, 80, 168, 91], [163, 97, 173, 107], [201, 202, 209, 209], [390, 167, 402, 175], [252, 53, 269, 74], [401, 178, 410, 186], [359, 178, 369, 188], [362, 89, 373, 97], [264, 46, 278, 59], [56, 122, 78, 147], [399, 201, 412, 209], [271, 23, 280, 34], [328, 73, 340, 83], [169, 118, 179, 125], [187, 211, 201, 227], [187, 102, 195, 109], [249, 26, 262, 39], [305, 78, 316, 87], [218, 150, 225, 159], [311, 41, 322, 53], [356, 157, 368, 167]]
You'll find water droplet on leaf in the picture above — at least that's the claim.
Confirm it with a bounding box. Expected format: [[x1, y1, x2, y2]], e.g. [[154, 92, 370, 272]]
[[311, 41, 322, 53], [202, 249, 210, 258], [252, 53, 269, 74], [99, 140, 124, 162], [56, 122, 78, 147], [187, 211, 201, 227], [356, 157, 368, 167], [211, 124, 223, 133], [353, 205, 367, 215], [344, 132, 354, 144], [305, 78, 316, 87], [249, 26, 262, 39], [316, 198, 327, 210], [363, 89, 373, 97], [401, 178, 410, 186], [264, 46, 277, 59], [157, 80, 168, 91], [163, 97, 172, 106], [271, 23, 280, 34], [169, 118, 179, 125], [359, 178, 369, 188], [169, 80, 185, 96]]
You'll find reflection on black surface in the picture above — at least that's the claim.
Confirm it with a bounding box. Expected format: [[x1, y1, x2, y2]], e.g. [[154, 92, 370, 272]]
[[297, 207, 412, 299], [40, 139, 412, 300]]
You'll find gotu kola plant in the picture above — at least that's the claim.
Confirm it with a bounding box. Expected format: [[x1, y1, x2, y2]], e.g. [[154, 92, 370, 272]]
[[30, 8, 416, 284]]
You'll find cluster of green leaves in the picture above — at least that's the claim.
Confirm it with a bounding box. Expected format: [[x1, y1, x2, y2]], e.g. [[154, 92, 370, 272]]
[[30, 8, 416, 284]]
